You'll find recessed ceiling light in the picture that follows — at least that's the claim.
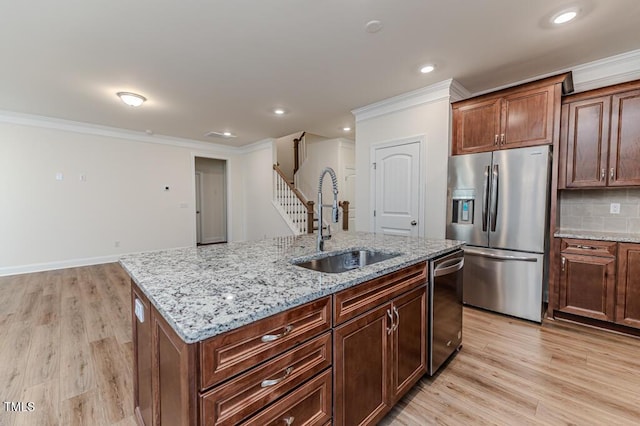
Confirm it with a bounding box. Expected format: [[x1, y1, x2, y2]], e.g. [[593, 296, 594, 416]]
[[273, 108, 286, 115], [117, 92, 146, 107], [365, 20, 383, 33], [420, 64, 435, 74], [552, 8, 578, 24], [343, 127, 351, 132]]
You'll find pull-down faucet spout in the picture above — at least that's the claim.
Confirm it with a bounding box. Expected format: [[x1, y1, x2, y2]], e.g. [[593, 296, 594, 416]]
[[317, 167, 339, 251]]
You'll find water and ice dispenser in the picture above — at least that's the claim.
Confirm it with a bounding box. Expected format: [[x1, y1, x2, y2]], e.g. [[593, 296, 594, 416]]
[[451, 189, 475, 224]]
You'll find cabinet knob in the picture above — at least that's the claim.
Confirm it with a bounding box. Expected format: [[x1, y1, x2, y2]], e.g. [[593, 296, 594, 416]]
[[410, 220, 417, 226]]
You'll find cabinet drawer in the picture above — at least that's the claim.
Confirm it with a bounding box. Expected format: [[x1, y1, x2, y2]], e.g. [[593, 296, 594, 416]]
[[333, 262, 427, 325], [561, 239, 616, 257], [240, 368, 332, 426], [201, 332, 332, 426], [200, 296, 331, 389]]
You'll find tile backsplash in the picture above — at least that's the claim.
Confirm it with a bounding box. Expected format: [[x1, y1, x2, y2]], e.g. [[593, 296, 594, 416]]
[[559, 189, 640, 233]]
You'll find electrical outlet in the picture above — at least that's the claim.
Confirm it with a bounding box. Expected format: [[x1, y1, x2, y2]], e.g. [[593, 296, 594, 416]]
[[55, 172, 64, 181], [610, 203, 621, 214]]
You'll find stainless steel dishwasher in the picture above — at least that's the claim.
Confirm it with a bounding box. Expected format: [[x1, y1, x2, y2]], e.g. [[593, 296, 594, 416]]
[[428, 249, 464, 375]]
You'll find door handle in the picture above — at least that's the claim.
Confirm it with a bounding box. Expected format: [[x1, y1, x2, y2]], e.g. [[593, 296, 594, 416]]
[[601, 168, 605, 181], [464, 248, 538, 262], [561, 256, 566, 272], [386, 309, 394, 335], [410, 220, 417, 226], [494, 134, 499, 145], [283, 417, 295, 425], [610, 168, 615, 180], [434, 259, 464, 277], [482, 166, 490, 232], [392, 306, 400, 332], [490, 164, 499, 232], [261, 325, 293, 343], [261, 366, 293, 388]]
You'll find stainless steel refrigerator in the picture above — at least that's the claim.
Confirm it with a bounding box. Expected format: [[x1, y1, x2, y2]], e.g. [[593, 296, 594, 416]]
[[446, 145, 551, 322]]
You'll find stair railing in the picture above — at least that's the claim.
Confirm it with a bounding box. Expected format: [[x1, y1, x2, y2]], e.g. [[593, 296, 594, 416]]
[[273, 164, 314, 234]]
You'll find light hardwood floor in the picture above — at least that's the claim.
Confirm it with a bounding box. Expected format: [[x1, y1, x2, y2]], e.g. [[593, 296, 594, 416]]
[[1, 263, 640, 425]]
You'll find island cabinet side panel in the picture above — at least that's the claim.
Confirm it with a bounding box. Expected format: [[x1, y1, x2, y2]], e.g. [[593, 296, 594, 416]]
[[151, 305, 199, 426], [131, 282, 153, 426], [200, 296, 332, 390]]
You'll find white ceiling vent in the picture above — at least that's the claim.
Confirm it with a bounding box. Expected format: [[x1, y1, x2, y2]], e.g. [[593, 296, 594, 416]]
[[205, 131, 236, 138]]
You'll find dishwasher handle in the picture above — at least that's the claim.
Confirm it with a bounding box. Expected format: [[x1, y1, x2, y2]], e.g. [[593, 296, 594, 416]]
[[433, 257, 464, 277]]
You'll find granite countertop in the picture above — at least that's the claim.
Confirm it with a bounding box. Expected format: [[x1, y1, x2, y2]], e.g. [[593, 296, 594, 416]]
[[120, 232, 464, 344], [554, 230, 640, 244]]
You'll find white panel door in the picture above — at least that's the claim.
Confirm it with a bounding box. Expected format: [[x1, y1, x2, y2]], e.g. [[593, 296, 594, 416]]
[[374, 142, 421, 236]]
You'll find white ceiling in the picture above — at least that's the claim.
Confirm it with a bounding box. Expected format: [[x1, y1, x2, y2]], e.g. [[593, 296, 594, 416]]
[[2, 0, 640, 146]]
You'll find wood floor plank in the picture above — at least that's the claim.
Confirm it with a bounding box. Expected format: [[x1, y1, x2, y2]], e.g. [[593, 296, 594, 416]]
[[90, 336, 133, 423], [13, 380, 59, 426], [59, 390, 106, 426], [24, 321, 60, 388], [59, 296, 94, 401]]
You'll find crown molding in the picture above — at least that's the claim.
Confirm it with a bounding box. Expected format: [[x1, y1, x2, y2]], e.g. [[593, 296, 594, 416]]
[[0, 109, 239, 153], [571, 48, 640, 93], [237, 138, 275, 154], [352, 78, 468, 122]]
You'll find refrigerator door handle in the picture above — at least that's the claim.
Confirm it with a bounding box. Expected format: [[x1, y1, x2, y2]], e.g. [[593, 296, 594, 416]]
[[482, 166, 490, 232], [464, 248, 538, 262], [490, 164, 499, 232]]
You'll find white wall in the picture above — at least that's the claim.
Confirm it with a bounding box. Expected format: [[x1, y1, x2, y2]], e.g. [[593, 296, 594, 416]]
[[195, 157, 227, 243], [241, 140, 295, 241], [295, 138, 355, 232], [355, 98, 451, 239], [0, 118, 248, 275]]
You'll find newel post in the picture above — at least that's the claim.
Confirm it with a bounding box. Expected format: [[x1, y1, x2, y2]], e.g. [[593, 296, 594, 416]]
[[339, 201, 349, 231], [306, 201, 315, 234]]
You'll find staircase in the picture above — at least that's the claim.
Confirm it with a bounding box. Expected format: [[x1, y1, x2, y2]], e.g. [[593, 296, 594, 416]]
[[272, 164, 314, 235]]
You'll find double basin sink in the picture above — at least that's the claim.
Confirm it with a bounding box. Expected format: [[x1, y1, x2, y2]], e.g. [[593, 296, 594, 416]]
[[292, 249, 400, 274]]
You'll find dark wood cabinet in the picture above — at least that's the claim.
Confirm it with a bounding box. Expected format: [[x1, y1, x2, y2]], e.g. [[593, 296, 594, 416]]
[[556, 239, 640, 332], [452, 74, 571, 155], [610, 89, 640, 186], [333, 304, 391, 426], [389, 287, 426, 403], [333, 272, 427, 426], [616, 243, 640, 328], [559, 81, 640, 189]]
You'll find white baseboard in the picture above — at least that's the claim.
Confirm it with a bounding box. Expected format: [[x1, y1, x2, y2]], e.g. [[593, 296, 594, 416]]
[[0, 254, 121, 277]]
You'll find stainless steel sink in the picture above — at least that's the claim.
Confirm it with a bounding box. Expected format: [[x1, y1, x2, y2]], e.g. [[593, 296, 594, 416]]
[[293, 250, 401, 273]]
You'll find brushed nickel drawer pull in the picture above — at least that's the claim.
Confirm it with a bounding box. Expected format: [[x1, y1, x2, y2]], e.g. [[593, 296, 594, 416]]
[[575, 245, 597, 250], [386, 309, 394, 335], [561, 257, 566, 272], [261, 325, 294, 343], [610, 168, 615, 180], [261, 366, 293, 388], [283, 416, 295, 425], [392, 306, 400, 332], [601, 168, 605, 180]]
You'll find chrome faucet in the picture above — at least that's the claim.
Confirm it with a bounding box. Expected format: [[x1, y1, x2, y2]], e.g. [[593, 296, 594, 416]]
[[317, 167, 339, 251]]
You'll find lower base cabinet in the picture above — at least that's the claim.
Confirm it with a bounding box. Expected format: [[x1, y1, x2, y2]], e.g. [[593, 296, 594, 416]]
[[333, 286, 427, 426], [556, 239, 640, 332]]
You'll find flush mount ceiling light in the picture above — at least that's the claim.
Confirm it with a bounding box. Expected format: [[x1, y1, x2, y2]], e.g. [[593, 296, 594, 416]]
[[117, 92, 146, 107], [420, 64, 436, 74], [273, 108, 286, 115]]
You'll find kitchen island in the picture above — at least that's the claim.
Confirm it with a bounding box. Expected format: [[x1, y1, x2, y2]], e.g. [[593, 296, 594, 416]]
[[120, 232, 464, 426]]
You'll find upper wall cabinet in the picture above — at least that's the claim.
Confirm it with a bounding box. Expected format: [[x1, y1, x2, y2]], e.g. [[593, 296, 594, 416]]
[[559, 80, 640, 188], [452, 73, 573, 156]]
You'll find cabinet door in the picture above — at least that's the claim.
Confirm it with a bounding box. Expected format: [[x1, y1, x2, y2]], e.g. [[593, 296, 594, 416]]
[[558, 253, 616, 321], [453, 98, 501, 155], [616, 243, 640, 328], [609, 89, 640, 186], [564, 96, 611, 188], [501, 85, 556, 149], [333, 304, 391, 426], [390, 287, 426, 403]]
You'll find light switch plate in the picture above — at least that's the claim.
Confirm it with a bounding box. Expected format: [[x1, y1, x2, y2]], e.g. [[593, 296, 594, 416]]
[[610, 203, 621, 214]]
